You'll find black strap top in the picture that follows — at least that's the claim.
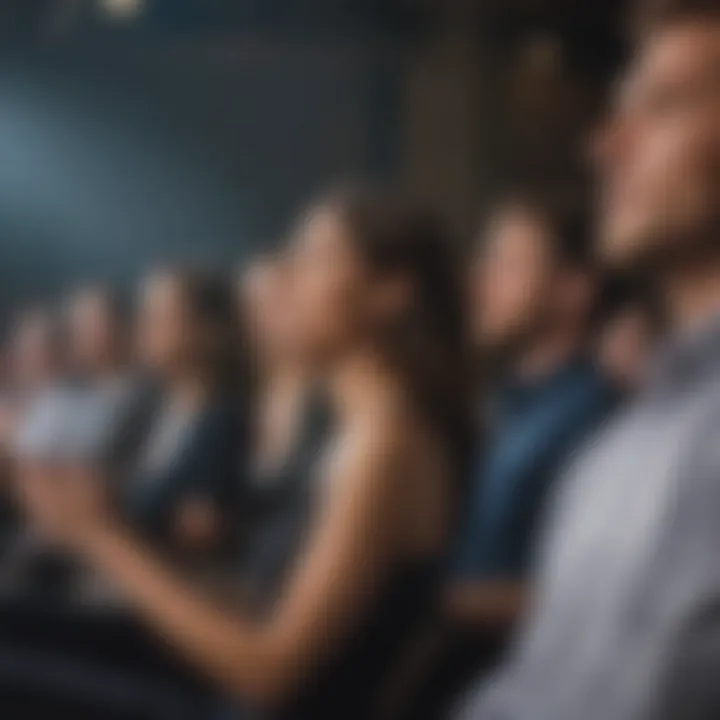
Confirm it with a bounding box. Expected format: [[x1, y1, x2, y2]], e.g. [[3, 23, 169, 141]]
[[272, 559, 441, 720], [239, 396, 330, 612], [236, 397, 443, 719]]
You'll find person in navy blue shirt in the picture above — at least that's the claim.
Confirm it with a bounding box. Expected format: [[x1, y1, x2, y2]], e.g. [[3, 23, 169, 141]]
[[447, 193, 616, 629]]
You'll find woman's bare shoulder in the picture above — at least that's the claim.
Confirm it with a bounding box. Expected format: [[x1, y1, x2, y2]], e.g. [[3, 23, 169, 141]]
[[318, 401, 411, 492]]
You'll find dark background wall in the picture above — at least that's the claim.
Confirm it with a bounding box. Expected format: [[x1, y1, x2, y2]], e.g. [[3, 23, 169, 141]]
[[0, 0, 626, 314], [0, 0, 413, 310]]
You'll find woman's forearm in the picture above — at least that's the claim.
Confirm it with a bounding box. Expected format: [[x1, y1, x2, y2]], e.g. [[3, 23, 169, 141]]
[[86, 528, 282, 704]]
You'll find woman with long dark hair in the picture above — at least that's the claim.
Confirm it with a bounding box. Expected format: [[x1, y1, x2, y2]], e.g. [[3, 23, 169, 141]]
[[122, 267, 245, 553], [236, 256, 332, 611], [20, 187, 471, 719]]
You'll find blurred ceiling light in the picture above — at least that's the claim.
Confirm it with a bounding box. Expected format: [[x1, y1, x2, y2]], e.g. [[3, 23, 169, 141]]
[[99, 0, 145, 21]]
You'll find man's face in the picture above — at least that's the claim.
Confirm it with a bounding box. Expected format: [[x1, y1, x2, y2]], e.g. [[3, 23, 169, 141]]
[[470, 208, 556, 351], [66, 292, 117, 374], [595, 23, 720, 269], [11, 314, 58, 390]]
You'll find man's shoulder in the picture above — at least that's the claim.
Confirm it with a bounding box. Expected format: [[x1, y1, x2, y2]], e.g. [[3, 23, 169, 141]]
[[675, 374, 720, 477]]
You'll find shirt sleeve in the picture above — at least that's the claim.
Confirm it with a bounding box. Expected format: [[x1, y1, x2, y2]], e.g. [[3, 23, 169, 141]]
[[646, 402, 720, 720], [14, 389, 74, 460]]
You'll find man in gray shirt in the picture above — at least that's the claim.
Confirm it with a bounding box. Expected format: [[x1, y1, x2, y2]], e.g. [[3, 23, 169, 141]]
[[15, 285, 147, 467], [7, 286, 150, 594], [460, 1, 720, 718]]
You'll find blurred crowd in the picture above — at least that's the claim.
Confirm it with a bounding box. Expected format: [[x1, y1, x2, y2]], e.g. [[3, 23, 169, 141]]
[[0, 0, 718, 719]]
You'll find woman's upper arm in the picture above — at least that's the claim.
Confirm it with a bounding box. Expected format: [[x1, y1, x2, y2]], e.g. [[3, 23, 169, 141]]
[[260, 425, 406, 692]]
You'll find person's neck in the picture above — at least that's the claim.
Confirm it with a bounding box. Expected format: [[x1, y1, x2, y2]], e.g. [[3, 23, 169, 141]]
[[261, 364, 308, 432], [255, 364, 310, 470], [514, 329, 585, 381], [663, 258, 720, 335], [263, 362, 307, 404], [91, 358, 125, 385], [330, 351, 399, 427], [167, 372, 211, 411]]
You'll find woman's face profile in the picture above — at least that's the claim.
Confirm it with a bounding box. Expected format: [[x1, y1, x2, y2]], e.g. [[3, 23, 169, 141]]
[[284, 207, 369, 367]]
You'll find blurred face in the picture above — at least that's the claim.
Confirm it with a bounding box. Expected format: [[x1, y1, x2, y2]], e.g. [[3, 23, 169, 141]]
[[240, 259, 294, 365], [595, 23, 720, 269], [284, 206, 402, 368], [471, 208, 557, 350], [136, 273, 194, 376], [11, 314, 58, 391], [599, 308, 654, 389], [66, 291, 120, 375]]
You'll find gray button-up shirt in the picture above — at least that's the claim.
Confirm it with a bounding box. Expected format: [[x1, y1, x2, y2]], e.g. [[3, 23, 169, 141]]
[[460, 318, 720, 720]]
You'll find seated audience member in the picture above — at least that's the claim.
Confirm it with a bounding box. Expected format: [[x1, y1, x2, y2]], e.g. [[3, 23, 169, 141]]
[[410, 196, 616, 720], [236, 256, 331, 610], [0, 347, 13, 451], [5, 288, 144, 585], [20, 187, 471, 720], [454, 2, 720, 718], [0, 348, 13, 508], [121, 269, 245, 554], [597, 288, 660, 392], [58, 285, 152, 468], [8, 309, 62, 402], [8, 308, 66, 459], [448, 195, 615, 631], [0, 309, 70, 581]]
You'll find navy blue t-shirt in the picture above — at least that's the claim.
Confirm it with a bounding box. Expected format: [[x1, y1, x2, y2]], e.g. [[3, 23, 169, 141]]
[[453, 358, 616, 580]]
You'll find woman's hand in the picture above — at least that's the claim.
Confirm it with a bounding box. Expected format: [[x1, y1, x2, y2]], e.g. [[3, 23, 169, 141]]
[[173, 497, 223, 553], [17, 462, 115, 550]]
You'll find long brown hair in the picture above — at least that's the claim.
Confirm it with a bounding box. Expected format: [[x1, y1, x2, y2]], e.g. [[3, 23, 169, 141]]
[[168, 268, 247, 399], [319, 186, 473, 473]]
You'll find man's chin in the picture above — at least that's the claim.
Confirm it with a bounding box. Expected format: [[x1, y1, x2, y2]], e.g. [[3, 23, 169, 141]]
[[475, 328, 533, 365], [598, 226, 655, 272]]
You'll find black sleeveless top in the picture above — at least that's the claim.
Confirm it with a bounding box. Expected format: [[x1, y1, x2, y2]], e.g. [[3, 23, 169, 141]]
[[233, 398, 443, 720], [238, 396, 329, 613], [271, 561, 441, 720]]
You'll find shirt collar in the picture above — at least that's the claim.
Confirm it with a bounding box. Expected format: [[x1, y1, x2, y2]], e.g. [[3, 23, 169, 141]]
[[645, 314, 720, 393], [495, 355, 595, 415]]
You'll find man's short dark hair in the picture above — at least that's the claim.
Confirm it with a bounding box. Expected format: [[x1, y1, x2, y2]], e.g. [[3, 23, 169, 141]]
[[633, 0, 720, 35]]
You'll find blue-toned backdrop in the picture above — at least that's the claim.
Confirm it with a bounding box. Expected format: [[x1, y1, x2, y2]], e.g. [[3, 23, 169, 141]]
[[0, 0, 423, 315]]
